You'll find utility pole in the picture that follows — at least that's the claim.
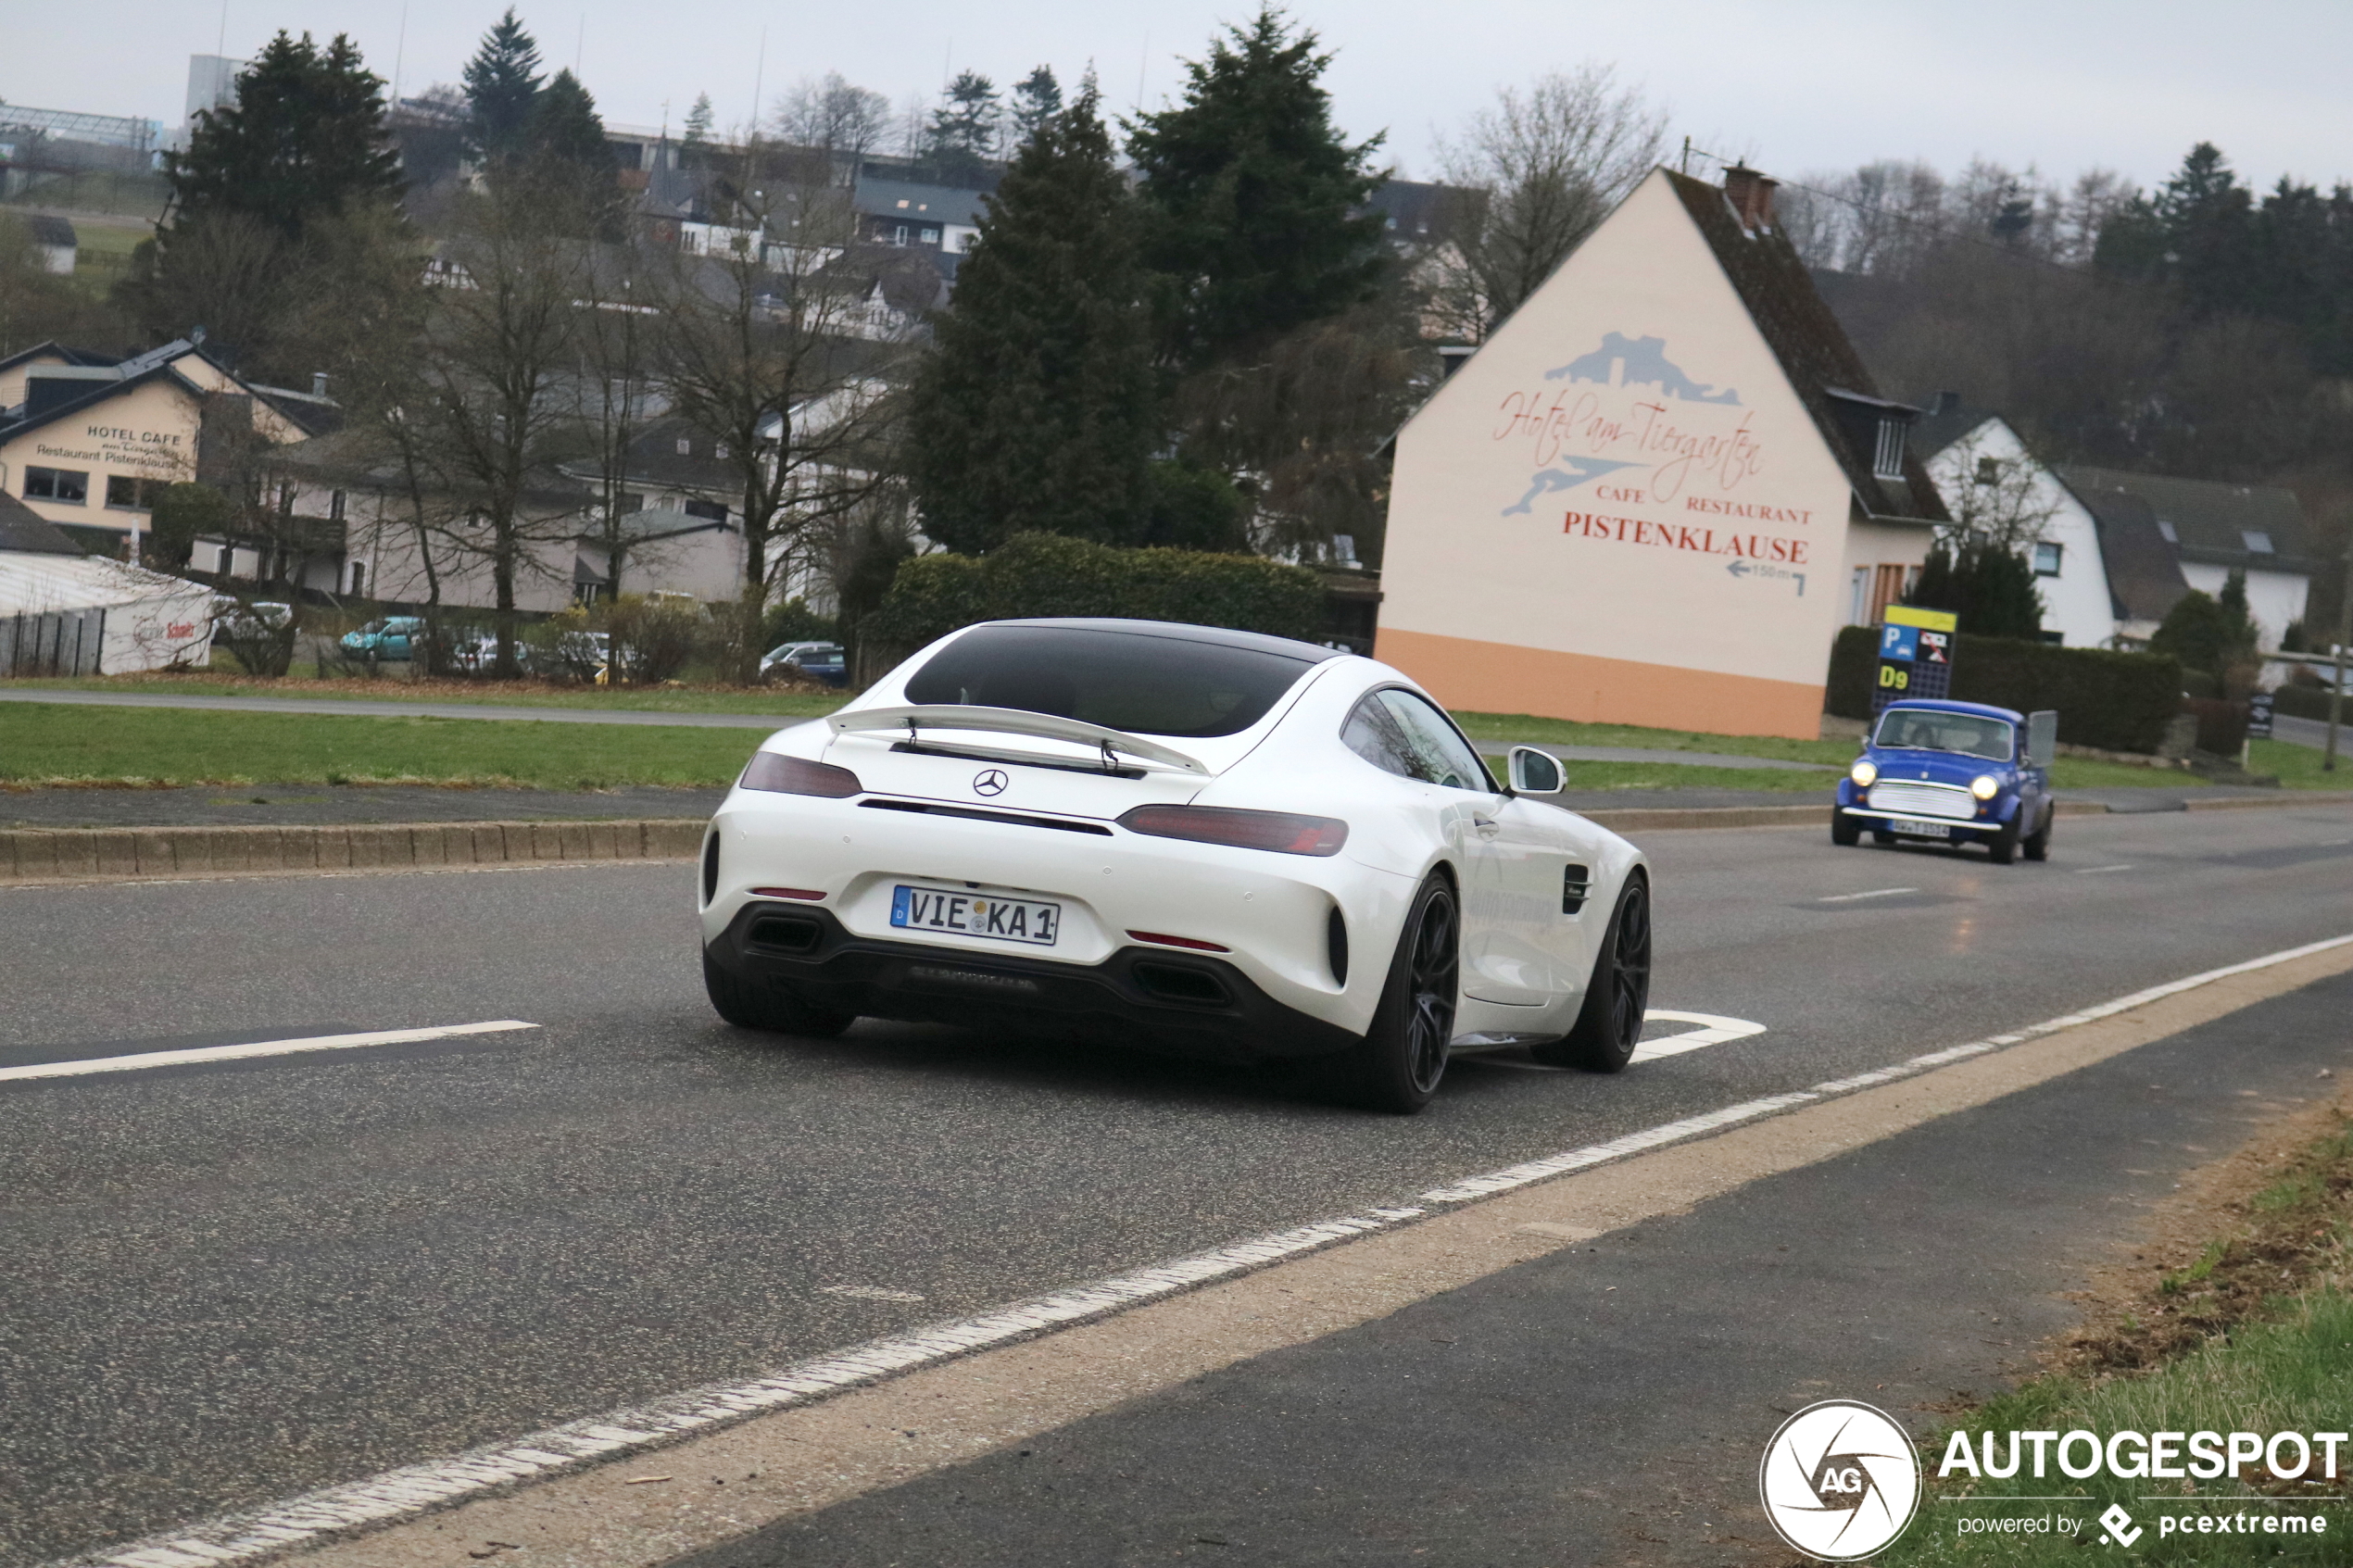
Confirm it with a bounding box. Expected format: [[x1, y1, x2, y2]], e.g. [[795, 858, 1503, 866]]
[[2328, 534, 2352, 771]]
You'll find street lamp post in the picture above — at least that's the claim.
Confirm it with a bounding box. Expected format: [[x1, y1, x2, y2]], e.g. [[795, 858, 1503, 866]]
[[2329, 536, 2353, 772]]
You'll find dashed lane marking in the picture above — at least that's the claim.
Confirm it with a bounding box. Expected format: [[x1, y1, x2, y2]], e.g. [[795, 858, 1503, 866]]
[[1817, 886, 1918, 902], [2076, 864, 2136, 875], [0, 1022, 541, 1085], [53, 931, 2353, 1568]]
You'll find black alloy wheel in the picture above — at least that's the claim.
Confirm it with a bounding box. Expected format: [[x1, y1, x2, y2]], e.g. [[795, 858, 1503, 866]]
[[2022, 804, 2053, 861], [1329, 874, 1459, 1113], [1536, 874, 1652, 1073]]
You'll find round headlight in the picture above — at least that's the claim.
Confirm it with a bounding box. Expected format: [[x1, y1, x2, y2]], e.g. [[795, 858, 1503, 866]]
[[1850, 760, 1878, 787], [1970, 774, 2001, 800]]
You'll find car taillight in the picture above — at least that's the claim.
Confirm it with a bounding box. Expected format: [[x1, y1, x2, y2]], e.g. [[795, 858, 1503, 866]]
[[1117, 805, 1348, 857], [740, 752, 862, 797]]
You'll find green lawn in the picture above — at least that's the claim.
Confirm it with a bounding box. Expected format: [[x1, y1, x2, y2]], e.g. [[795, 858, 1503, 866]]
[[2250, 737, 2353, 791], [0, 703, 768, 788], [1453, 709, 1858, 765], [4, 675, 845, 719]]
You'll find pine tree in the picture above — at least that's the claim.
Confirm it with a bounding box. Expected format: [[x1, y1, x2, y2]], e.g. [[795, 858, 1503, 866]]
[[522, 69, 622, 233], [1126, 6, 1387, 370], [926, 70, 1002, 185], [680, 92, 714, 169], [165, 31, 401, 238], [462, 7, 545, 161], [1009, 67, 1063, 146], [909, 80, 1159, 555], [2150, 589, 2256, 678]]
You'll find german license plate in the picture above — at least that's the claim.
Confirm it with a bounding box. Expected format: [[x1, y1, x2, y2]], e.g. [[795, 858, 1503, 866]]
[[1887, 817, 1952, 838], [890, 884, 1061, 946]]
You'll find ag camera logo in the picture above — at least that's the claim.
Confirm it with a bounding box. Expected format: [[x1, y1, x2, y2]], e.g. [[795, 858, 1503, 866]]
[[1759, 1399, 1921, 1561]]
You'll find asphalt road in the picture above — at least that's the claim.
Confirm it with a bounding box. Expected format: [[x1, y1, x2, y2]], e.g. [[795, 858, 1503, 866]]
[[6, 804, 2352, 1565]]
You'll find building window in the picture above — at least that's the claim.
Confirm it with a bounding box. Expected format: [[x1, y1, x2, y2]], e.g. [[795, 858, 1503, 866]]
[[330, 489, 347, 521], [675, 437, 691, 456], [891, 223, 909, 246], [1871, 420, 1906, 481], [348, 560, 367, 596], [2242, 529, 2275, 554], [920, 226, 940, 245], [1974, 456, 2001, 485], [2157, 520, 2178, 544], [2032, 542, 2062, 576], [683, 498, 729, 522], [714, 444, 729, 459], [105, 475, 167, 510], [1849, 566, 1871, 626], [25, 466, 88, 504]]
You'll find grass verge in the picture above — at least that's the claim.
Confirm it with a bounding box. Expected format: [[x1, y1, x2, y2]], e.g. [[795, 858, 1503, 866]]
[[0, 703, 766, 789], [2251, 737, 2353, 792], [1881, 1113, 2353, 1564], [2, 673, 846, 718]]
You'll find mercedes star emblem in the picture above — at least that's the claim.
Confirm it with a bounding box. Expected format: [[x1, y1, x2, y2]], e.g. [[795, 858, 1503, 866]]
[[973, 769, 1009, 797]]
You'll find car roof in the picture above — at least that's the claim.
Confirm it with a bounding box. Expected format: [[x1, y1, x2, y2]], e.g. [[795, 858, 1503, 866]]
[[986, 618, 1343, 663], [1877, 698, 2025, 723]]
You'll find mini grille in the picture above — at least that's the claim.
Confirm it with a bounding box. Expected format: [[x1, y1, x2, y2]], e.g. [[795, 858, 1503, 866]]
[[1868, 780, 1975, 820]]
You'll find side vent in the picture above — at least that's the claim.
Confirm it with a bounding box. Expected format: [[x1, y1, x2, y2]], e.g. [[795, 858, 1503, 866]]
[[1327, 907, 1349, 985], [1563, 864, 1592, 914], [701, 832, 720, 907]]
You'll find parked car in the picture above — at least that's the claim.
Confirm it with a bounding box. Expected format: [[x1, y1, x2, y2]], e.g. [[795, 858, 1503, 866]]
[[1833, 698, 2057, 863], [340, 616, 426, 662], [699, 618, 1655, 1112], [761, 640, 848, 686]]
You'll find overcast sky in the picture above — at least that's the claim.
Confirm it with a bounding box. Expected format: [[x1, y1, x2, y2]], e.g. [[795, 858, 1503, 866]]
[[7, 1, 2350, 194]]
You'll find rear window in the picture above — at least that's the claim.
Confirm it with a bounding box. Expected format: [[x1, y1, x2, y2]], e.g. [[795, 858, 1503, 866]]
[[903, 624, 1318, 738]]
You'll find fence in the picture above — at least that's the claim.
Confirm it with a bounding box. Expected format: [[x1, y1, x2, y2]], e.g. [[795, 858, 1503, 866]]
[[0, 608, 107, 675]]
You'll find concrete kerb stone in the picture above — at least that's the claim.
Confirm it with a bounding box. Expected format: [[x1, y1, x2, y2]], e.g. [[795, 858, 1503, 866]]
[[0, 820, 709, 886]]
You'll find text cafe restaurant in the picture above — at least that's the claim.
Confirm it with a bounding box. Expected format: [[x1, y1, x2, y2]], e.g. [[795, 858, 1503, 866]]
[[1377, 167, 1951, 739], [0, 339, 317, 553]]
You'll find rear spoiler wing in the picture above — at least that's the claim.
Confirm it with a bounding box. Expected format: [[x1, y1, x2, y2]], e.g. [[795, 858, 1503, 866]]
[[828, 705, 1210, 776]]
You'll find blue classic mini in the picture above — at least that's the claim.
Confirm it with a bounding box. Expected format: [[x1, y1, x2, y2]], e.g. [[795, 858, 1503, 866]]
[[1833, 698, 2057, 864]]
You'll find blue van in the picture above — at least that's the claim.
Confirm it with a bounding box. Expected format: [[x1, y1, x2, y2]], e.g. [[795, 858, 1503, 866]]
[[1833, 699, 2057, 864]]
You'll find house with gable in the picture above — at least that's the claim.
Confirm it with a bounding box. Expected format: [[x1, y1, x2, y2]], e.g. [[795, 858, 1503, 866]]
[[1378, 167, 1949, 739]]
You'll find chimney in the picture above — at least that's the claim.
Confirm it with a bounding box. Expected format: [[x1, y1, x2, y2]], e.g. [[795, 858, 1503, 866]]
[[311, 371, 331, 398], [1722, 165, 1778, 233]]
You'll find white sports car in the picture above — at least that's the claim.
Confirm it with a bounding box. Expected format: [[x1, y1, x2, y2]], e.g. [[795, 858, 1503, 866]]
[[698, 618, 1651, 1112]]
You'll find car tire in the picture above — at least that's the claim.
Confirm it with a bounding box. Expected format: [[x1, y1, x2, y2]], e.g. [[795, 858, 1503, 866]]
[[1533, 873, 1652, 1073], [702, 947, 857, 1038], [1831, 809, 1861, 847], [1328, 872, 1459, 1114], [2022, 804, 2052, 861], [1987, 815, 2021, 865]]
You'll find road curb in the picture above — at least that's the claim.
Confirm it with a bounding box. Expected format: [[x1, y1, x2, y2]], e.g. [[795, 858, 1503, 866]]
[[5, 791, 2348, 884], [0, 820, 706, 885]]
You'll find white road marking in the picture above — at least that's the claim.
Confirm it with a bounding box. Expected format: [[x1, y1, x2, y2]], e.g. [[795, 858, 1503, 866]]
[[0, 1022, 540, 1085], [2075, 864, 2135, 875], [1818, 886, 1918, 903], [820, 1286, 925, 1303], [57, 929, 2353, 1568], [1632, 1011, 1768, 1062]]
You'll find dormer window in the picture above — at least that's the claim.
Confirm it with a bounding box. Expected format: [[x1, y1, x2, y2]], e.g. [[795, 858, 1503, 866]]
[[675, 438, 691, 456], [714, 444, 729, 459], [2242, 529, 2274, 554], [1872, 419, 1906, 481], [1975, 457, 2000, 485]]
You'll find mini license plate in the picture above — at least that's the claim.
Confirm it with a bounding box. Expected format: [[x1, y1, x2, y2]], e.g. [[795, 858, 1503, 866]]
[[890, 885, 1061, 946], [1886, 817, 1953, 838]]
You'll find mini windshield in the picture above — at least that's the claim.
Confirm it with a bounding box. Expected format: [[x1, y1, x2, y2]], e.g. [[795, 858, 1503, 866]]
[[904, 624, 1321, 738], [1872, 709, 2015, 761]]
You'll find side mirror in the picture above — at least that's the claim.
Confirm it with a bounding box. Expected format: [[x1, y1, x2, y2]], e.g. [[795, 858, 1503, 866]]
[[1508, 745, 1564, 796]]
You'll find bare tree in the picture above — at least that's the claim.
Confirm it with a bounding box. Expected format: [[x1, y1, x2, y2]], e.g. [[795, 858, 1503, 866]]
[[407, 181, 594, 673], [1933, 426, 2065, 552], [771, 72, 889, 170], [1428, 66, 1667, 339], [651, 151, 908, 682], [571, 245, 656, 598]]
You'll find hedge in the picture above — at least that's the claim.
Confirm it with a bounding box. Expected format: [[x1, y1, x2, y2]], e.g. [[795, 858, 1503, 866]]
[[1827, 625, 2183, 754], [2272, 682, 2347, 722], [863, 533, 1327, 650]]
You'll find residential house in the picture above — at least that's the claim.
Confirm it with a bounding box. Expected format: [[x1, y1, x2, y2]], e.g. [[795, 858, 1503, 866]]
[[2057, 466, 2315, 651]]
